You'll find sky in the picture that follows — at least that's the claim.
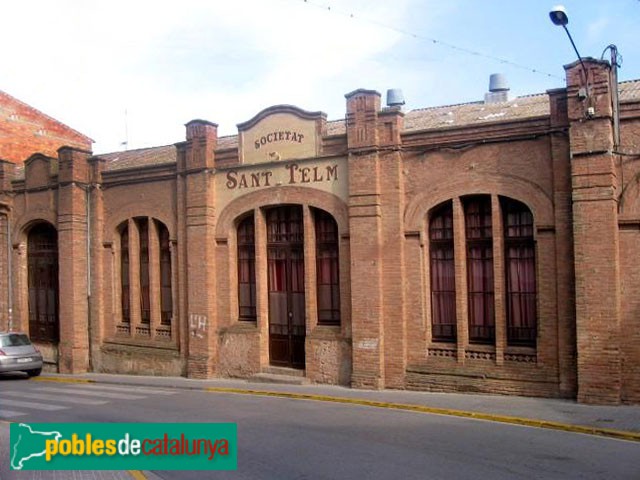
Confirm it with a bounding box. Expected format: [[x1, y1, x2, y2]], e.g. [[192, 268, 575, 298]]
[[1, 0, 638, 154]]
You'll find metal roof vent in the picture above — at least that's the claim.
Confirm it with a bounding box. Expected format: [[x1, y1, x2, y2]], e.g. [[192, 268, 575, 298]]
[[485, 74, 510, 103], [386, 89, 405, 108], [489, 73, 509, 92]]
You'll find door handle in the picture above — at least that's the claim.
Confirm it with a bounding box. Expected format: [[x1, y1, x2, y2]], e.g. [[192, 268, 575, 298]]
[[288, 311, 293, 318]]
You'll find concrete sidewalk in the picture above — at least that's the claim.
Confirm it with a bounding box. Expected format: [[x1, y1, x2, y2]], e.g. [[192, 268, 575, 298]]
[[35, 372, 640, 441]]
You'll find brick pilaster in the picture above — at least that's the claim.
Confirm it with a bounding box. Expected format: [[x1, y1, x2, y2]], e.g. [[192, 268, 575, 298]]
[[183, 120, 218, 378], [303, 205, 318, 333], [0, 159, 15, 193], [547, 87, 576, 396], [345, 89, 385, 388], [0, 160, 15, 332], [378, 107, 406, 388], [0, 209, 7, 331], [128, 218, 141, 329], [169, 240, 179, 343], [453, 197, 468, 363], [254, 208, 269, 368], [57, 146, 92, 373], [492, 194, 505, 365], [149, 217, 161, 337], [345, 89, 380, 151], [88, 156, 105, 369], [567, 59, 621, 404]]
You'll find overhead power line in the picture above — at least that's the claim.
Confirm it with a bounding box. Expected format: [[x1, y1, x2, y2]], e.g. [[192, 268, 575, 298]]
[[300, 0, 564, 81]]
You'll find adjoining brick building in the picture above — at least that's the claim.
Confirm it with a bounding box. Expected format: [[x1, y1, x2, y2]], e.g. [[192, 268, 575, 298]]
[[1, 59, 639, 404], [0, 90, 93, 163]]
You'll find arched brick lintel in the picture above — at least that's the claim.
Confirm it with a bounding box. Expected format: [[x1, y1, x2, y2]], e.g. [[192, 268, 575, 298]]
[[216, 186, 349, 238], [404, 173, 554, 232], [12, 208, 58, 245]]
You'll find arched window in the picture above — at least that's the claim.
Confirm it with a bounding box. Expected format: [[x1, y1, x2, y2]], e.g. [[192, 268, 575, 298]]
[[136, 218, 150, 326], [120, 223, 130, 325], [502, 198, 537, 346], [237, 215, 257, 321], [117, 218, 173, 337], [158, 221, 172, 326], [315, 209, 340, 326], [429, 202, 456, 342], [465, 196, 495, 343]]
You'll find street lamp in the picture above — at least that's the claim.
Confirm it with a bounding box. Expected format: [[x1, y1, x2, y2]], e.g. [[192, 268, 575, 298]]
[[549, 5, 589, 96], [549, 5, 621, 145], [548, 5, 568, 26]]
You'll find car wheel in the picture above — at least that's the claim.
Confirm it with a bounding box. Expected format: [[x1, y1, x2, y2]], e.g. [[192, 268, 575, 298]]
[[26, 368, 42, 377]]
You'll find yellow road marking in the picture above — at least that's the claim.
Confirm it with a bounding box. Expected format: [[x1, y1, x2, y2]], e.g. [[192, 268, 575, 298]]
[[129, 471, 148, 480], [32, 376, 94, 384], [204, 386, 640, 443]]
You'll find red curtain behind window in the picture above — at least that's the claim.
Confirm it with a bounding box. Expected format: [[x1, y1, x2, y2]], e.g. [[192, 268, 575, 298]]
[[315, 210, 340, 326], [238, 215, 257, 320], [465, 197, 495, 343], [120, 223, 130, 324], [429, 202, 456, 341], [158, 221, 172, 326], [137, 218, 150, 326], [503, 199, 537, 346]]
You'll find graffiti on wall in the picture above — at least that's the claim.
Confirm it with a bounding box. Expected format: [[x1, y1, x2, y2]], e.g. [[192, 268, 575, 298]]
[[189, 314, 207, 339]]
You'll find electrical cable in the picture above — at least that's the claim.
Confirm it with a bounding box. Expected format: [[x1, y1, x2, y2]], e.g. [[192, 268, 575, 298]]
[[300, 0, 564, 81]]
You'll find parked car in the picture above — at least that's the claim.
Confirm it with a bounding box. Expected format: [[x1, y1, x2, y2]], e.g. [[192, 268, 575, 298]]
[[0, 332, 43, 377]]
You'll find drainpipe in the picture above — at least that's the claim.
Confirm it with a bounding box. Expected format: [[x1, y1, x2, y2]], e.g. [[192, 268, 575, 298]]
[[86, 185, 93, 370], [7, 213, 12, 332]]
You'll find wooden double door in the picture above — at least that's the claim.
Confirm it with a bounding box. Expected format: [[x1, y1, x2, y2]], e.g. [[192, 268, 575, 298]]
[[267, 206, 305, 369]]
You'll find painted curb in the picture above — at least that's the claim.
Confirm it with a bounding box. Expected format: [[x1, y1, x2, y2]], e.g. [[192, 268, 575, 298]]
[[33, 376, 95, 384], [204, 386, 640, 443]]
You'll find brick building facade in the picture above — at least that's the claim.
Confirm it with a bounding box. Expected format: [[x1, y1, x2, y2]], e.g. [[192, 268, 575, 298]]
[[1, 59, 639, 404]]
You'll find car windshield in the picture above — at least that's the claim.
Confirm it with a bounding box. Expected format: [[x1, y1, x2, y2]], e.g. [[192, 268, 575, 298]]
[[0, 334, 32, 347]]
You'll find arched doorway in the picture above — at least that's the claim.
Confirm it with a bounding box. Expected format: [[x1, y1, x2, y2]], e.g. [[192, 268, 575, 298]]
[[27, 223, 59, 343], [266, 206, 305, 369]]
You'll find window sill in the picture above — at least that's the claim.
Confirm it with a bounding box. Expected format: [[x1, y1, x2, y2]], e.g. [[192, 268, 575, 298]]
[[427, 344, 457, 359], [429, 339, 457, 346], [465, 344, 495, 353], [309, 325, 344, 340], [464, 344, 496, 361], [221, 322, 259, 334], [504, 345, 537, 364], [505, 345, 537, 354], [104, 336, 178, 351]]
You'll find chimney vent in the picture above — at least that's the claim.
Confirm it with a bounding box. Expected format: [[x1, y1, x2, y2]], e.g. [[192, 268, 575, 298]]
[[386, 89, 405, 108], [485, 74, 510, 103]]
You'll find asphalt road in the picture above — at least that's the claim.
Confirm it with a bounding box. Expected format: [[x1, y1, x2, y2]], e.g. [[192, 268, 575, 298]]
[[1, 373, 638, 480]]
